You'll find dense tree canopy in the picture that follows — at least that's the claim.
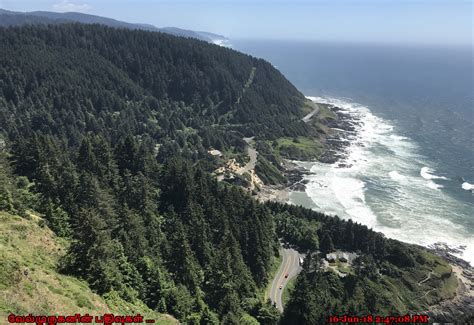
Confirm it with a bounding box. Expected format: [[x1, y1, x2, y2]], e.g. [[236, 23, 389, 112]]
[[0, 24, 458, 324], [0, 24, 296, 322], [0, 23, 308, 148]]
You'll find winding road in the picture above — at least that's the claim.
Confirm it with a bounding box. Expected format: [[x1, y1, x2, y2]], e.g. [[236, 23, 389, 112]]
[[302, 102, 320, 123], [268, 247, 304, 312], [237, 137, 257, 175]]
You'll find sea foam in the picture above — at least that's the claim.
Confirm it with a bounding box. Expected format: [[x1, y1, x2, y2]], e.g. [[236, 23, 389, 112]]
[[462, 182, 474, 191], [297, 96, 474, 265], [389, 171, 406, 181], [419, 167, 447, 190], [420, 167, 448, 180]]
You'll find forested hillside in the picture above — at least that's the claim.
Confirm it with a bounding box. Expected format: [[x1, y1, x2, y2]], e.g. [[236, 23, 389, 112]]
[[0, 24, 308, 145], [0, 207, 177, 324], [1, 146, 279, 323], [0, 24, 462, 324], [0, 9, 228, 43], [267, 202, 460, 324], [0, 24, 302, 323]]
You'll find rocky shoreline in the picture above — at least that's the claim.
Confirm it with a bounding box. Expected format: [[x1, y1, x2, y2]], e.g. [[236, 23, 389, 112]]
[[259, 102, 362, 199], [318, 105, 362, 166], [258, 178, 474, 323], [282, 160, 310, 192], [256, 159, 308, 203], [424, 243, 474, 322], [256, 102, 474, 322]]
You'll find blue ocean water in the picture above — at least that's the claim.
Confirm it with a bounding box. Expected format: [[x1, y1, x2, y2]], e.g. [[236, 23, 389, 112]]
[[234, 40, 474, 263]]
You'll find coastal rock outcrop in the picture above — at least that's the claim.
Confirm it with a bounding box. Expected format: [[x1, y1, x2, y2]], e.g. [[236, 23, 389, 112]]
[[425, 244, 474, 322]]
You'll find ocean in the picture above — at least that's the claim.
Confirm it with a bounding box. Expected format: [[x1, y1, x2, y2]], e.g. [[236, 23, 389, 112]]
[[233, 40, 474, 264]]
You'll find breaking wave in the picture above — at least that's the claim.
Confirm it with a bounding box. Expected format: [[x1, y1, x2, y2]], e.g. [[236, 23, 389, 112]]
[[420, 167, 448, 180], [462, 182, 474, 191], [292, 96, 474, 265], [389, 171, 406, 181]]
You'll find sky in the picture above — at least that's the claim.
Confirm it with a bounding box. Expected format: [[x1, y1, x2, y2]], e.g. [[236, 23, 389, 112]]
[[1, 0, 472, 45]]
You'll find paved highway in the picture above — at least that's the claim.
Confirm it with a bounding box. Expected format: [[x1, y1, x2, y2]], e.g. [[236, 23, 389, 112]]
[[269, 247, 303, 312]]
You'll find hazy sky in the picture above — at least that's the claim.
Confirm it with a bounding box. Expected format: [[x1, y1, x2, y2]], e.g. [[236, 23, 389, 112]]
[[1, 0, 472, 45]]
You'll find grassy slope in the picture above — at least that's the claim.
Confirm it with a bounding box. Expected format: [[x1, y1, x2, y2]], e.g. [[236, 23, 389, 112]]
[[281, 276, 297, 306], [271, 137, 324, 161], [325, 251, 457, 313], [300, 99, 316, 115], [254, 100, 336, 184], [268, 101, 336, 162], [0, 211, 177, 324], [383, 251, 458, 312], [257, 99, 458, 314], [262, 254, 283, 302], [314, 103, 337, 122]]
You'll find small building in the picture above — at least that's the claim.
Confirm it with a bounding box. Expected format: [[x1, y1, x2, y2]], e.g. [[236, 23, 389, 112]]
[[208, 148, 223, 157], [326, 253, 337, 263], [327, 256, 336, 264], [325, 251, 358, 264]]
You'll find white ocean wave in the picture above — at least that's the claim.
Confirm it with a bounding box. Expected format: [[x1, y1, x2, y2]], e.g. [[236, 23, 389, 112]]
[[212, 39, 232, 48], [426, 181, 443, 190], [462, 182, 474, 191], [389, 134, 409, 141], [389, 170, 406, 181], [299, 95, 474, 266], [306, 96, 321, 102], [420, 167, 448, 180]]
